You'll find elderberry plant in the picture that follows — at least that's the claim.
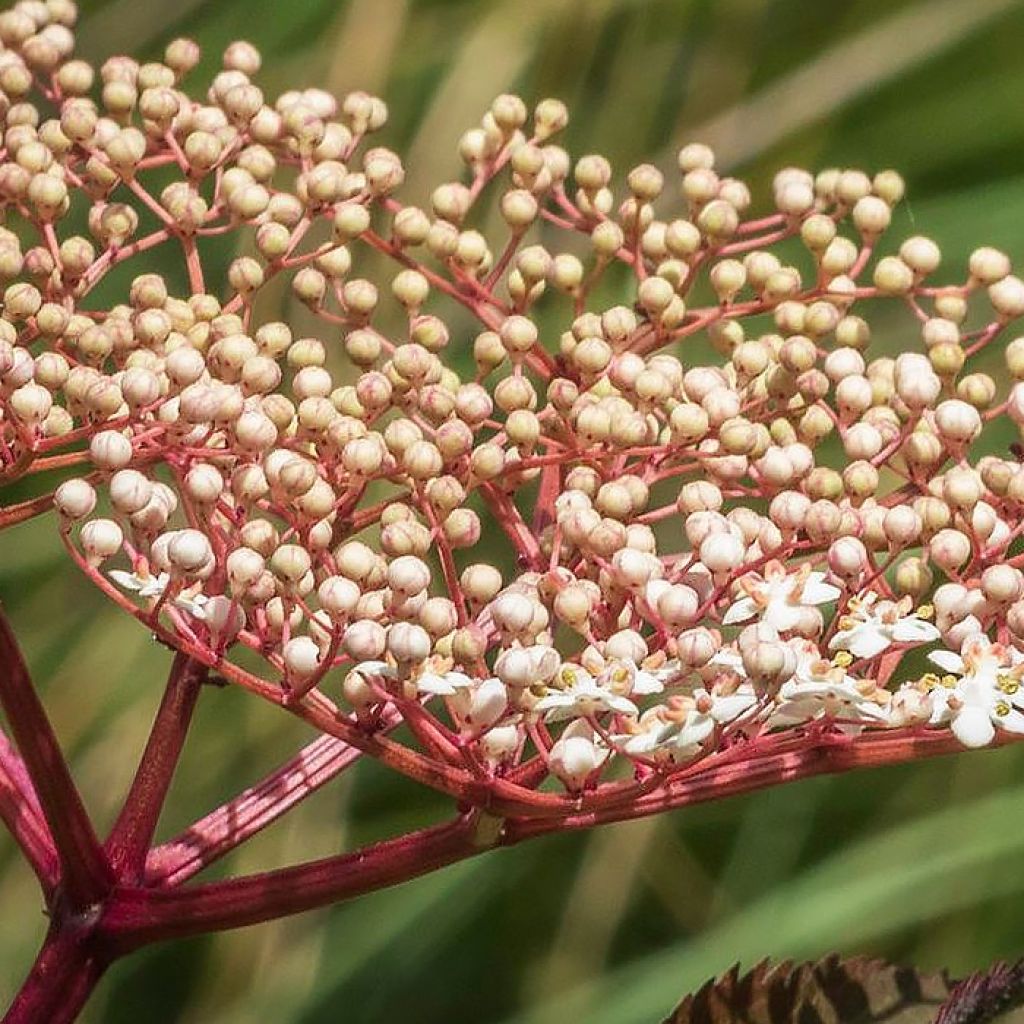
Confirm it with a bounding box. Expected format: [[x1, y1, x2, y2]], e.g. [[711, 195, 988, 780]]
[[0, 1, 1023, 1020]]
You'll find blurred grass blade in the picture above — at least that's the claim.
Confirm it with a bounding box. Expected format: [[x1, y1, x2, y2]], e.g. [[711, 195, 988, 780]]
[[678, 0, 1019, 167], [509, 780, 1024, 1024]]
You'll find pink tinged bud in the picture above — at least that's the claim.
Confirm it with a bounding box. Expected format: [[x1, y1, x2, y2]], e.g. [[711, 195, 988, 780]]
[[676, 627, 719, 667], [982, 564, 1024, 604], [343, 619, 386, 661], [828, 536, 867, 578], [386, 621, 431, 663], [204, 596, 244, 641], [167, 529, 213, 574], [768, 490, 810, 532], [929, 528, 971, 571], [108, 469, 152, 515], [80, 518, 123, 564], [479, 724, 520, 764], [611, 548, 658, 589], [226, 547, 265, 593], [656, 584, 699, 628], [457, 678, 508, 731], [605, 629, 647, 663], [699, 532, 745, 575], [491, 592, 535, 633], [318, 575, 360, 618], [54, 478, 96, 520], [89, 429, 133, 469], [388, 555, 430, 596], [283, 636, 320, 680], [1008, 382, 1024, 424], [934, 399, 982, 443]]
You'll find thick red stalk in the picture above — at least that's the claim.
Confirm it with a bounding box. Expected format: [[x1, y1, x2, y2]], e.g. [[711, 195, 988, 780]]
[[96, 725, 979, 948], [0, 607, 112, 908], [0, 730, 58, 893], [2, 923, 108, 1024], [100, 816, 482, 949], [105, 653, 206, 882]]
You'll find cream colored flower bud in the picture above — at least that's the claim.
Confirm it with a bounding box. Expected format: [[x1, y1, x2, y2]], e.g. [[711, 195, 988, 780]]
[[900, 235, 941, 275], [929, 528, 971, 571], [55, 478, 97, 520], [224, 547, 263, 593], [872, 256, 913, 295], [700, 532, 744, 574], [828, 535, 867, 577], [982, 564, 1024, 604], [89, 429, 133, 470], [283, 636, 320, 681], [851, 195, 890, 236], [969, 246, 1011, 284], [934, 399, 981, 443], [340, 620, 384, 662], [550, 728, 604, 790], [989, 275, 1024, 318], [677, 626, 719, 667], [168, 529, 213, 574], [269, 543, 311, 584], [81, 518, 123, 563], [742, 640, 795, 687], [386, 621, 430, 664], [109, 469, 152, 515]]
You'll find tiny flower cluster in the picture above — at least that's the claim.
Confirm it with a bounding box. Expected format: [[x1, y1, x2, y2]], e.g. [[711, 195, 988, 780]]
[[1, 1, 1024, 798]]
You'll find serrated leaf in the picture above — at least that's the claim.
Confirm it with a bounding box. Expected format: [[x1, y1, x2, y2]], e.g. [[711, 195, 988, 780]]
[[935, 960, 1024, 1024], [664, 955, 951, 1024]]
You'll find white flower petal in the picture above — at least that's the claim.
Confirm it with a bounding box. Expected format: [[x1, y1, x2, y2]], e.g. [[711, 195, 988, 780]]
[[722, 597, 758, 625], [416, 672, 457, 696], [952, 706, 996, 748], [846, 627, 892, 661], [354, 659, 395, 679], [631, 669, 665, 696], [998, 708, 1024, 735], [109, 569, 145, 592], [801, 575, 842, 606], [891, 618, 940, 644], [711, 691, 757, 723], [928, 650, 965, 675]]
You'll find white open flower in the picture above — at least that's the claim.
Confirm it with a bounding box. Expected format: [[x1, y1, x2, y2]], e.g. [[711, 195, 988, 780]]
[[723, 561, 840, 632], [618, 684, 757, 761], [110, 568, 170, 598], [416, 670, 474, 696], [535, 664, 638, 722], [829, 592, 939, 660], [597, 658, 665, 697], [548, 720, 609, 789], [110, 569, 208, 619], [770, 640, 887, 728], [927, 633, 1024, 748]]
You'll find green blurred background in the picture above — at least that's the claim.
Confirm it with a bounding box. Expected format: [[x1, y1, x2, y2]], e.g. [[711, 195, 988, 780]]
[[6, 0, 1024, 1020]]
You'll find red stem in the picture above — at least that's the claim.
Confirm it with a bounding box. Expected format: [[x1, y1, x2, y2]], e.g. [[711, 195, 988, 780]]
[[0, 606, 112, 908], [98, 725, 983, 948], [0, 730, 58, 893], [2, 923, 108, 1024], [100, 816, 482, 949], [105, 653, 206, 882], [145, 718, 395, 888]]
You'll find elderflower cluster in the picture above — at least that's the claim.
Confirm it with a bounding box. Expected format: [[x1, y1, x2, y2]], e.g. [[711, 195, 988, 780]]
[[4, 0, 1024, 793]]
